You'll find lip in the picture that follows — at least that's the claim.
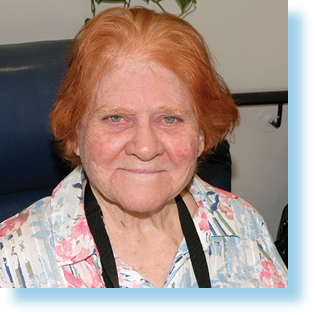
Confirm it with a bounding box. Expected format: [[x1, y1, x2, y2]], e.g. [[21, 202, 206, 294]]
[[119, 168, 165, 174]]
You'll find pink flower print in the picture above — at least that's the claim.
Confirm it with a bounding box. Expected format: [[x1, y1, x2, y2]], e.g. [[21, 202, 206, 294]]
[[218, 202, 235, 220], [55, 218, 94, 263], [118, 271, 126, 286], [129, 279, 146, 288], [83, 256, 105, 288], [52, 182, 63, 198], [197, 200, 205, 208], [62, 255, 105, 288], [0, 210, 30, 237], [115, 256, 132, 269], [215, 187, 239, 200], [198, 211, 210, 232], [63, 269, 87, 288], [68, 217, 92, 241], [55, 237, 92, 263], [260, 260, 285, 288]]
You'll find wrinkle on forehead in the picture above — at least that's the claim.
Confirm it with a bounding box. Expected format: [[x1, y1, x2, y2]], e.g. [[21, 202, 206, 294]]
[[85, 59, 195, 122]]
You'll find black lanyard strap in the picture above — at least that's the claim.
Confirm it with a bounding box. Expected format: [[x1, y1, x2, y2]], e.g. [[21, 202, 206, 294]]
[[84, 182, 119, 288], [175, 195, 211, 288], [84, 181, 211, 288]]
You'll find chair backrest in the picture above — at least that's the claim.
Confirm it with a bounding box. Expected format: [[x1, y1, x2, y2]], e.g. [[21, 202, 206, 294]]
[[0, 40, 232, 223], [0, 40, 72, 222]]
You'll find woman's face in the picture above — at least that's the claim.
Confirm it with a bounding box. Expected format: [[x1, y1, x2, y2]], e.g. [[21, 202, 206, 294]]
[[75, 60, 204, 213]]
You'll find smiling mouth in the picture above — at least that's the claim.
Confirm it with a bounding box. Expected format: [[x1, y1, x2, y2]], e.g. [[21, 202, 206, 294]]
[[120, 168, 165, 174]]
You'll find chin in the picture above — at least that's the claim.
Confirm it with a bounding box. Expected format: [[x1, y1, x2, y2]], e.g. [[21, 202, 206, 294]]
[[113, 189, 174, 214]]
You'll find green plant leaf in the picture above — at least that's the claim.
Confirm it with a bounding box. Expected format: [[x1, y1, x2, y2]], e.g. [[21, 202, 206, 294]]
[[176, 0, 193, 12]]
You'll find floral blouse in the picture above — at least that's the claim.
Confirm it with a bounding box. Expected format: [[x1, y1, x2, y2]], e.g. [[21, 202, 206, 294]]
[[0, 167, 288, 288]]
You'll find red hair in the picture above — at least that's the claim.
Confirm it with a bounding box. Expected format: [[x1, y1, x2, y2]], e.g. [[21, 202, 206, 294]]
[[50, 7, 239, 167]]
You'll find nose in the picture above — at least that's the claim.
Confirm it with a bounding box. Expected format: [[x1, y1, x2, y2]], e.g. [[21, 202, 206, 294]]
[[125, 122, 164, 161]]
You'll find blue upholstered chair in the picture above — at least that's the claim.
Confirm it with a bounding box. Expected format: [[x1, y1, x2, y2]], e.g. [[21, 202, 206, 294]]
[[0, 40, 232, 223]]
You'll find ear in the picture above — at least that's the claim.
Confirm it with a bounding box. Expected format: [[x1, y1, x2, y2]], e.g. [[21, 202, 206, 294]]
[[74, 141, 80, 157], [197, 131, 205, 157], [73, 126, 81, 157]]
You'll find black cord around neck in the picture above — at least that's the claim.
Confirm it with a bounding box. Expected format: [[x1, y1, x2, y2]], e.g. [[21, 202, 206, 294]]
[[175, 194, 211, 288], [84, 181, 118, 288], [84, 181, 211, 288]]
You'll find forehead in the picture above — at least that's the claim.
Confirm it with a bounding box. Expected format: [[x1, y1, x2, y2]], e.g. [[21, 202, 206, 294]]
[[92, 60, 194, 112]]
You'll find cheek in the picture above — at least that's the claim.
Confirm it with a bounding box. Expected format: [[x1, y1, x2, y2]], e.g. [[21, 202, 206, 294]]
[[79, 131, 106, 164], [81, 130, 125, 165], [168, 136, 200, 164], [175, 146, 193, 163], [87, 143, 103, 163]]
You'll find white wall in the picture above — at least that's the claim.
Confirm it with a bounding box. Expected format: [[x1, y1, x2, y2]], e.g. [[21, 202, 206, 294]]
[[0, 0, 288, 92], [0, 0, 288, 239], [230, 104, 288, 239]]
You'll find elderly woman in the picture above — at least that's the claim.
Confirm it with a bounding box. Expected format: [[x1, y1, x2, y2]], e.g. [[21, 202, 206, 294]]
[[0, 7, 287, 288]]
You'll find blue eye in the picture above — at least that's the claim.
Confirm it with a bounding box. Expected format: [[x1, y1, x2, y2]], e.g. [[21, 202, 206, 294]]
[[110, 115, 122, 122], [164, 116, 176, 124]]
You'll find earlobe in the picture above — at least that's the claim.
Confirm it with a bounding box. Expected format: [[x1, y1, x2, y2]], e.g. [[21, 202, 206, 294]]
[[74, 146, 80, 157], [197, 131, 205, 157], [73, 138, 80, 157], [73, 127, 81, 157]]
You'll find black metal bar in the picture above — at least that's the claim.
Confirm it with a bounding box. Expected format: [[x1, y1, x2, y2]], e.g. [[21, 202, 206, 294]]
[[232, 91, 287, 129], [232, 91, 288, 106], [269, 103, 283, 128]]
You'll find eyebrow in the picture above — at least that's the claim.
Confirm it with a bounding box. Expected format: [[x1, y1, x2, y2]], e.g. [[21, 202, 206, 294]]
[[155, 106, 191, 117], [94, 105, 191, 117], [94, 105, 135, 116]]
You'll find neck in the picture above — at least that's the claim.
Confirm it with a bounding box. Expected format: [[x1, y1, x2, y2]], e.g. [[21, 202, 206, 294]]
[[85, 181, 197, 235], [97, 192, 179, 234]]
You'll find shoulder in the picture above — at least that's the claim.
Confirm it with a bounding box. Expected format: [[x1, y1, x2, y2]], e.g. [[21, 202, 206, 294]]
[[0, 167, 85, 288], [0, 197, 52, 238], [191, 176, 288, 288], [191, 176, 264, 235], [0, 197, 54, 288]]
